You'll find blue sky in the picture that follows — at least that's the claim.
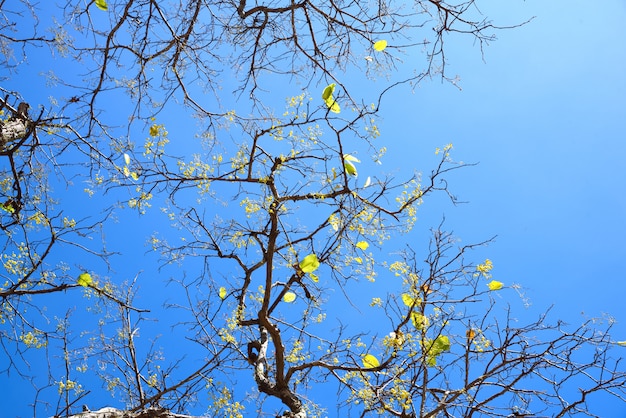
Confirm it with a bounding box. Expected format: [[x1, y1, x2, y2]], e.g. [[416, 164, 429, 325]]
[[3, 0, 626, 417], [405, 0, 626, 321]]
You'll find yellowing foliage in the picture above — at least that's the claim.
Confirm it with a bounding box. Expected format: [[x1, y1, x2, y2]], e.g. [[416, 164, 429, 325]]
[[362, 353, 380, 368], [373, 40, 387, 51]]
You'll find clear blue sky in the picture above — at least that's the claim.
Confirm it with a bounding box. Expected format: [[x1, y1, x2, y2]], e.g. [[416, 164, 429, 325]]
[[3, 0, 626, 417], [399, 0, 626, 321]]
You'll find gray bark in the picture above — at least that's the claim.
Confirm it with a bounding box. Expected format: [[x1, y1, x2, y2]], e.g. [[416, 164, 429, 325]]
[[0, 119, 28, 145], [63, 406, 200, 418]]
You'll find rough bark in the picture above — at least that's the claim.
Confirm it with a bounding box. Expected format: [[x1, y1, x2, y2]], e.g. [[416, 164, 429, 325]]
[[0, 119, 28, 143], [64, 406, 198, 418], [0, 99, 31, 151]]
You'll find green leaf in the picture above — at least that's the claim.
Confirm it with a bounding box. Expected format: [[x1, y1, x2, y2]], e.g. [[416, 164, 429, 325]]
[[432, 335, 451, 352], [219, 286, 227, 300], [322, 83, 336, 101], [299, 253, 320, 273], [425, 335, 451, 366], [77, 272, 92, 287], [95, 0, 108, 11], [362, 353, 380, 368], [283, 291, 297, 303], [373, 40, 388, 52]]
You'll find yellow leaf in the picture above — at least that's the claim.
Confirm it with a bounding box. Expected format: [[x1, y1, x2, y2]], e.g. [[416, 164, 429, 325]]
[[343, 154, 361, 163], [299, 254, 320, 273], [328, 213, 339, 231], [411, 311, 429, 330], [487, 280, 504, 291], [0, 201, 16, 213], [95, 0, 108, 11], [355, 241, 369, 250], [309, 273, 319, 283], [362, 353, 380, 368], [363, 176, 371, 188], [149, 124, 160, 137], [322, 83, 336, 100], [283, 291, 297, 303], [219, 287, 227, 300], [389, 331, 405, 347], [123, 166, 131, 177], [130, 171, 139, 181], [344, 161, 357, 176], [324, 97, 341, 113], [124, 153, 131, 165], [617, 341, 626, 347], [77, 272, 92, 287], [322, 84, 341, 113], [401, 293, 415, 307], [373, 40, 387, 52]]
